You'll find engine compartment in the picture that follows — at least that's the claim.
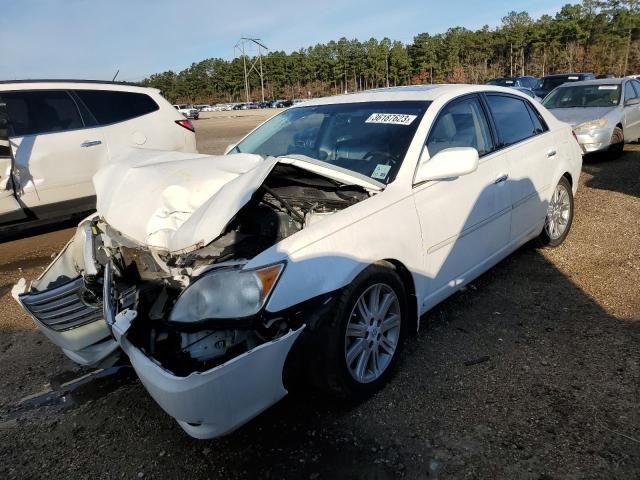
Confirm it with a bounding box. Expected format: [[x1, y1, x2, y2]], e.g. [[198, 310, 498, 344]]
[[98, 164, 369, 375]]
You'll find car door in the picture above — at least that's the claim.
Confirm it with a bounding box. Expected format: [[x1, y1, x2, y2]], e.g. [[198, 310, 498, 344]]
[[622, 81, 640, 140], [413, 94, 511, 309], [484, 93, 555, 242], [0, 98, 28, 223], [3, 90, 107, 215]]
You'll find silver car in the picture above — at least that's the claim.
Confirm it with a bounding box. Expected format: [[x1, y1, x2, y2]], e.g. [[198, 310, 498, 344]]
[[542, 78, 640, 154]]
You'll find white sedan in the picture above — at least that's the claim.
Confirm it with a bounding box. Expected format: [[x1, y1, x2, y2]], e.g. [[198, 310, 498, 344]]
[[13, 85, 582, 439]]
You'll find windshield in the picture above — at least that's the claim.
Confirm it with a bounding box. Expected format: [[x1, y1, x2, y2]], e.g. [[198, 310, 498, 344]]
[[233, 101, 429, 184], [488, 78, 516, 86], [543, 84, 621, 108]]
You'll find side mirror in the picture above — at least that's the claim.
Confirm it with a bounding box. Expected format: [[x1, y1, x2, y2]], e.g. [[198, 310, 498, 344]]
[[414, 147, 479, 184], [0, 99, 10, 157], [624, 97, 640, 107], [223, 143, 237, 155]]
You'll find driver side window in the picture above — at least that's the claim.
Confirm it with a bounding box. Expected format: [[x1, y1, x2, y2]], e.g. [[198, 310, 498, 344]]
[[426, 96, 493, 158]]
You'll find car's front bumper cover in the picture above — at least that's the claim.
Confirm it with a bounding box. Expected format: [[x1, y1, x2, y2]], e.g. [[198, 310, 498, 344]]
[[575, 127, 613, 153], [119, 325, 305, 439]]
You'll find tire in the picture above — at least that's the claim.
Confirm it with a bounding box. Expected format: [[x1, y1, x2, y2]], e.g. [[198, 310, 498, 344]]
[[537, 176, 574, 248], [315, 263, 407, 400], [609, 127, 624, 156]]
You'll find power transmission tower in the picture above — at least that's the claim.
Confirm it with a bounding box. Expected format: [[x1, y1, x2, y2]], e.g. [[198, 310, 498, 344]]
[[234, 37, 268, 103]]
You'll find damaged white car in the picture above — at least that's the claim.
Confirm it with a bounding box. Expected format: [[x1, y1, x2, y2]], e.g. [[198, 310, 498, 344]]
[[13, 85, 583, 439]]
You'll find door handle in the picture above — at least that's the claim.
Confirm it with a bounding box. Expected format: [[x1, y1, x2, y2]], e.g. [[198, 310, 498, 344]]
[[494, 173, 509, 184], [546, 148, 557, 158], [81, 140, 102, 148]]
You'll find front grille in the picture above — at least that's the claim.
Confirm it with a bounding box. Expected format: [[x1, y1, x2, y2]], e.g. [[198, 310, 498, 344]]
[[20, 277, 103, 332]]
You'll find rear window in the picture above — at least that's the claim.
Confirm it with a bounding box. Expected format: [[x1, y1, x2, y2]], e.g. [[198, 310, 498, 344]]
[[75, 90, 159, 125], [541, 76, 584, 92], [0, 90, 83, 136]]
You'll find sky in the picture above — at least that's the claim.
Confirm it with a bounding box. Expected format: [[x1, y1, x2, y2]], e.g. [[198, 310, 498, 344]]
[[0, 0, 567, 82]]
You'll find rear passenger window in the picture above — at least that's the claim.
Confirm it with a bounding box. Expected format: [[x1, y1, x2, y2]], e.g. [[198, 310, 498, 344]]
[[525, 102, 548, 134], [485, 95, 538, 147], [426, 96, 493, 157], [1, 91, 83, 136], [75, 90, 159, 125]]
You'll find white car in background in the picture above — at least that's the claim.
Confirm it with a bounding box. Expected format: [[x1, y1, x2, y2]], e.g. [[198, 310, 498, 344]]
[[0, 81, 197, 233], [542, 78, 640, 154], [14, 85, 582, 439], [173, 103, 199, 120]]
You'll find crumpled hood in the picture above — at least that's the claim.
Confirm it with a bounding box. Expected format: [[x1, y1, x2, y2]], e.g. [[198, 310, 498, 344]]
[[547, 106, 616, 127], [93, 148, 277, 253]]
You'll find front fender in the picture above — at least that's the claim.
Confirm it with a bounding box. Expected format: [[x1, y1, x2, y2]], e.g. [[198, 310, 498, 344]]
[[250, 192, 425, 313]]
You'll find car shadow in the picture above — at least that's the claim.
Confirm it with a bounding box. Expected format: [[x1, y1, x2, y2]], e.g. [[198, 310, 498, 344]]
[[582, 145, 640, 198]]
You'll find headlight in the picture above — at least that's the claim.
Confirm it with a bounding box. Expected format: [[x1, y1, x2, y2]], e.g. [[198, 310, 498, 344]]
[[574, 118, 608, 132], [169, 263, 284, 322]]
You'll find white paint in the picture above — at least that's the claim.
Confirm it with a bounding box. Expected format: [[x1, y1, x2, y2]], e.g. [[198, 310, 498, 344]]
[[0, 81, 197, 222]]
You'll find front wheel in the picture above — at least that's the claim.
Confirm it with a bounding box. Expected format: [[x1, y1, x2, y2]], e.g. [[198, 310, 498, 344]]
[[537, 176, 574, 248], [315, 264, 407, 399], [609, 127, 624, 156]]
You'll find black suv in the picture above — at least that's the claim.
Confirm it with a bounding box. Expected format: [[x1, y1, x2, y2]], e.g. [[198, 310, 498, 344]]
[[535, 73, 596, 98]]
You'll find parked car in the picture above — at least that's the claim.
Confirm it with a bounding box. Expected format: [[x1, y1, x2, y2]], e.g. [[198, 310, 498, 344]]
[[0, 80, 197, 233], [535, 73, 596, 98], [486, 76, 539, 90], [513, 87, 542, 101], [232, 103, 246, 110], [542, 78, 640, 154], [13, 85, 582, 439], [195, 104, 211, 112], [173, 104, 199, 119], [596, 74, 616, 79]]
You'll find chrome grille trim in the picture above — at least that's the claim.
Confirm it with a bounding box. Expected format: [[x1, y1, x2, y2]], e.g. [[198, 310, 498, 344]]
[[20, 277, 103, 332]]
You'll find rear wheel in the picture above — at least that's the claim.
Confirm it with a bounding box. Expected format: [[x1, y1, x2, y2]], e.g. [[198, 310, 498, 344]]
[[316, 264, 407, 399], [537, 176, 574, 248]]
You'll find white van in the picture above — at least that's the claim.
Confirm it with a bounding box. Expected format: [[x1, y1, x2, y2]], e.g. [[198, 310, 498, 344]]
[[0, 80, 197, 232]]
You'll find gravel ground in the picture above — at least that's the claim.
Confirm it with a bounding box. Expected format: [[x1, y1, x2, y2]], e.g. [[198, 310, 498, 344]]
[[0, 111, 638, 479]]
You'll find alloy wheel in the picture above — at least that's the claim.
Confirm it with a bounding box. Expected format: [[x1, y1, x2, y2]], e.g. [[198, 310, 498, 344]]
[[344, 283, 401, 384], [545, 182, 571, 240]]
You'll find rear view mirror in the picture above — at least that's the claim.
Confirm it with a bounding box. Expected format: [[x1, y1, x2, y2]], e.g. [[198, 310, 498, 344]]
[[0, 99, 10, 157], [414, 147, 479, 184]]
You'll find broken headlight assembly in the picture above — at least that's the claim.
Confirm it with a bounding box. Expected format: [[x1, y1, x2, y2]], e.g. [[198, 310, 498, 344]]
[[168, 263, 284, 322]]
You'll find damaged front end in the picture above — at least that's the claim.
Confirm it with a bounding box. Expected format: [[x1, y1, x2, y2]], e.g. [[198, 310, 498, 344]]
[[14, 161, 369, 437]]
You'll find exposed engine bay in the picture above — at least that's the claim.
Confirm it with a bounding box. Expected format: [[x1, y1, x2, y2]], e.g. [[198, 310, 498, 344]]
[[28, 164, 369, 376]]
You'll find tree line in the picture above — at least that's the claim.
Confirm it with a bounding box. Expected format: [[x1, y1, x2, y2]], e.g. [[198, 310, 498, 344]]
[[141, 0, 640, 104]]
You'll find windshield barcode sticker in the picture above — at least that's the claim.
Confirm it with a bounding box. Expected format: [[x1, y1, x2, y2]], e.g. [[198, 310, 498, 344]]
[[598, 85, 617, 90], [366, 113, 417, 125]]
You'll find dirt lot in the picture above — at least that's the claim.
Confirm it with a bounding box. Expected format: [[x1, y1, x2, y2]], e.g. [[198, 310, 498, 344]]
[[0, 110, 638, 479]]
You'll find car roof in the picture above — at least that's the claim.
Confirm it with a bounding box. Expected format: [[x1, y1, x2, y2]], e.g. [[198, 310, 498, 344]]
[[0, 79, 158, 93], [555, 78, 625, 87], [291, 84, 532, 107]]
